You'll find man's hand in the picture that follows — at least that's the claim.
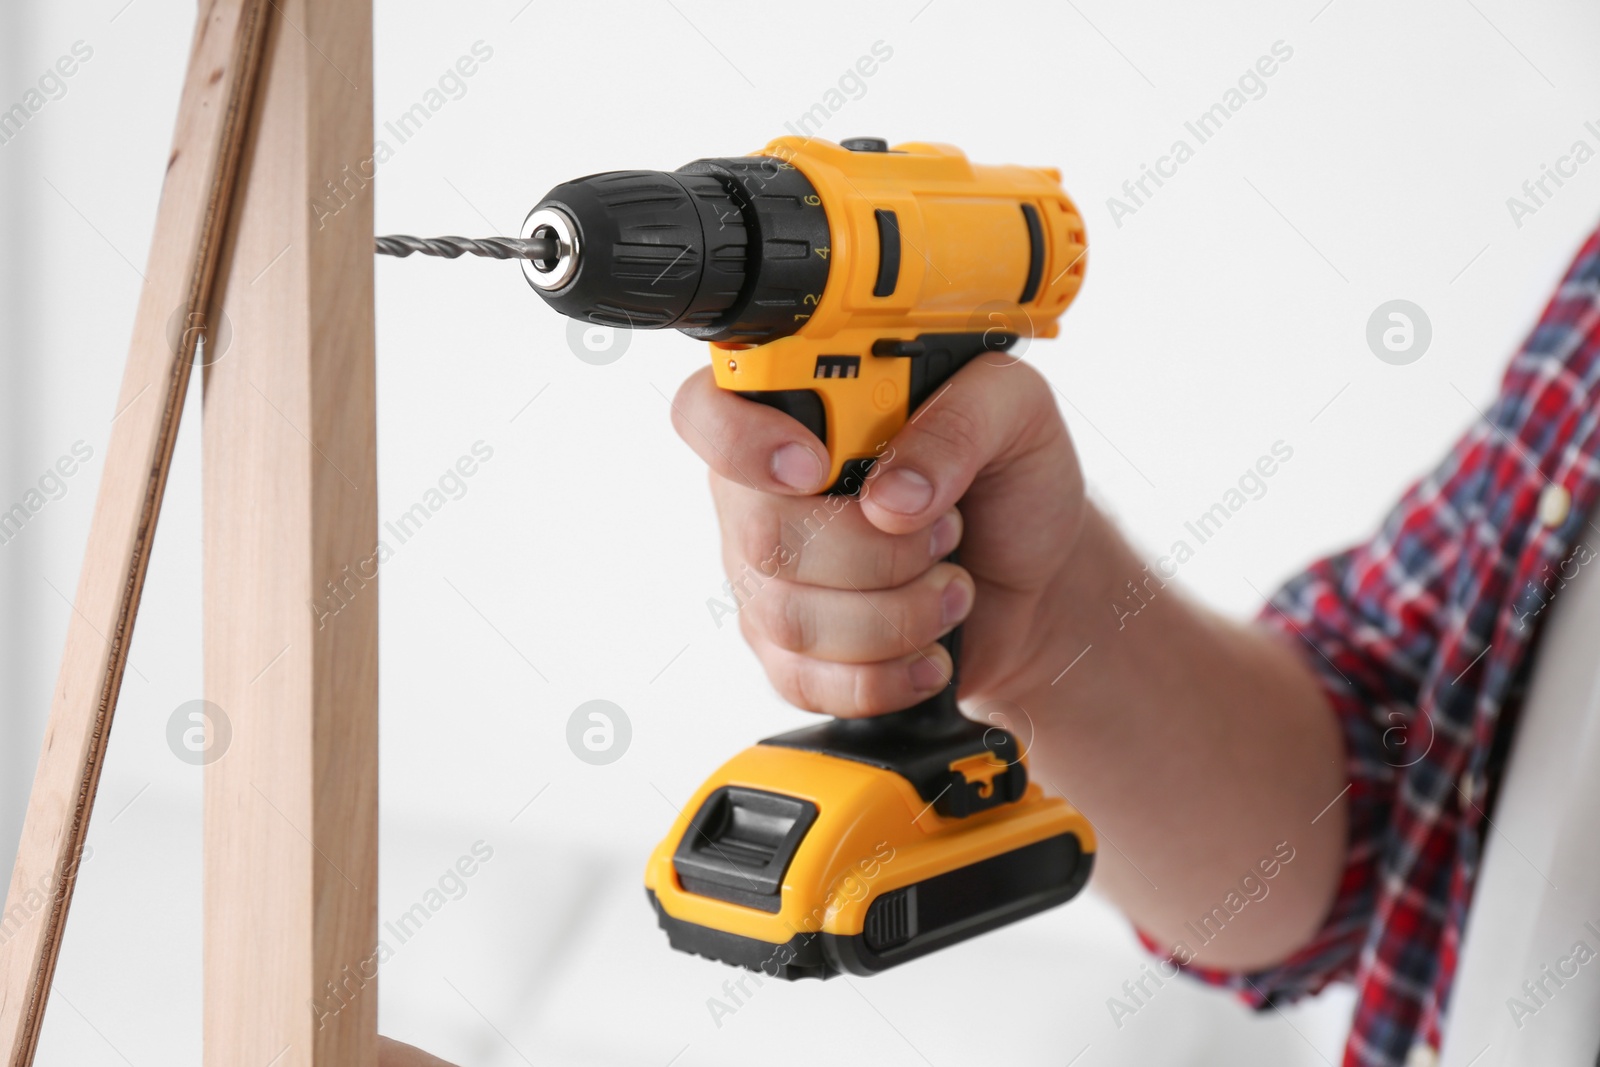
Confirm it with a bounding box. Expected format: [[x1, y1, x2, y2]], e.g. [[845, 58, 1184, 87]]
[[670, 355, 1348, 973], [671, 357, 1087, 717]]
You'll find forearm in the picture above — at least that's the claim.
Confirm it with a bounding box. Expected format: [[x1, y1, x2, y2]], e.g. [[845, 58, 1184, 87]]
[[1007, 505, 1347, 971]]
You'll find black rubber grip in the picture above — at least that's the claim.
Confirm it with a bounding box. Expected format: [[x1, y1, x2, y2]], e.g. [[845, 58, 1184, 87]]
[[903, 331, 1017, 412], [738, 389, 825, 445]]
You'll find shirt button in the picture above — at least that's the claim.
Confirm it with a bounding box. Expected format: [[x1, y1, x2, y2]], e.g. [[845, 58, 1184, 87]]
[[1405, 1044, 1439, 1067], [1459, 770, 1476, 806], [1539, 483, 1572, 527]]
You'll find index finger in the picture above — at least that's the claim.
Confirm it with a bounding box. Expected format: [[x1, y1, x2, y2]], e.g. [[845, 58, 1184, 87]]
[[670, 365, 831, 495]]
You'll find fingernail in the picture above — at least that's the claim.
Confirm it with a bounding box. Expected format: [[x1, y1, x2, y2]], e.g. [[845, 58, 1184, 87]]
[[910, 655, 948, 692], [872, 468, 933, 515], [941, 578, 973, 626], [929, 512, 961, 559], [770, 443, 824, 490]]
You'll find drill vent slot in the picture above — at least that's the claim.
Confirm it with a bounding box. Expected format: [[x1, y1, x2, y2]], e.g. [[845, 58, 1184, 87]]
[[872, 209, 902, 297], [1019, 203, 1045, 304], [864, 886, 917, 950], [814, 355, 860, 379]]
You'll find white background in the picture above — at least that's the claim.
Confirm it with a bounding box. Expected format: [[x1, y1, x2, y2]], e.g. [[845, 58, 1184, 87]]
[[2, 0, 1598, 1063]]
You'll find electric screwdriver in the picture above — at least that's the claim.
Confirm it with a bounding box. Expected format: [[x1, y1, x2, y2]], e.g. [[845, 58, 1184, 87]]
[[399, 136, 1097, 978]]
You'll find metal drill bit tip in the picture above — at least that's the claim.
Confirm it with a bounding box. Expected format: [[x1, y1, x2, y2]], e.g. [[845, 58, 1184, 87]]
[[374, 234, 559, 261]]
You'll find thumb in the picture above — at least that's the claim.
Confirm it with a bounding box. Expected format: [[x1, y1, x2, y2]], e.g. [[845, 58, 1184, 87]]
[[860, 359, 1058, 536]]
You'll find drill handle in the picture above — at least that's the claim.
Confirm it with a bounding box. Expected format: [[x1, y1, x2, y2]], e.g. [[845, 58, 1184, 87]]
[[735, 331, 1011, 719], [718, 330, 1021, 493], [736, 331, 1016, 732], [915, 556, 960, 729]]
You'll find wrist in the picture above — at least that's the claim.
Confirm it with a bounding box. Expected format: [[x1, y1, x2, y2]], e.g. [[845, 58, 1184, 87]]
[[1055, 502, 1139, 619]]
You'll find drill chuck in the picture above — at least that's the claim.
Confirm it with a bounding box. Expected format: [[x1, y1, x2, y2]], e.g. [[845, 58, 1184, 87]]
[[520, 159, 831, 343]]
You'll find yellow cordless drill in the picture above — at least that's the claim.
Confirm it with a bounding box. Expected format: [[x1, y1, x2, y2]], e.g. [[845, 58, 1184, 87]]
[[520, 136, 1095, 978]]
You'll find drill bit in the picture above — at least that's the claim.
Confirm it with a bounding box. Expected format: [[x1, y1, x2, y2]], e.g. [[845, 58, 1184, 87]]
[[374, 234, 558, 261]]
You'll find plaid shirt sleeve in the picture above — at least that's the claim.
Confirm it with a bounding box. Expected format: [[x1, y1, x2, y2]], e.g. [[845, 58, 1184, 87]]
[[1130, 226, 1600, 1064], [1137, 414, 1493, 1005]]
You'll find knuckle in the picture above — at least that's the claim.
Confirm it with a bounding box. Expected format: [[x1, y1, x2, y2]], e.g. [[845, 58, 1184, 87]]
[[767, 657, 811, 711], [861, 534, 902, 589], [1013, 362, 1060, 426], [784, 658, 829, 714], [877, 579, 939, 649], [670, 373, 706, 436], [669, 403, 692, 444], [849, 665, 900, 717], [918, 401, 984, 462], [899, 592, 940, 650], [862, 589, 915, 655], [703, 403, 740, 457], [737, 605, 761, 646], [879, 523, 939, 589], [781, 500, 836, 575], [1007, 357, 1049, 396], [735, 502, 790, 579], [761, 582, 814, 654], [849, 668, 873, 717], [896, 592, 933, 649]]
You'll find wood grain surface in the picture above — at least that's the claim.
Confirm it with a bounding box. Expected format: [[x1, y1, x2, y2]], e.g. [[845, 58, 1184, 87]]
[[0, 3, 272, 1063]]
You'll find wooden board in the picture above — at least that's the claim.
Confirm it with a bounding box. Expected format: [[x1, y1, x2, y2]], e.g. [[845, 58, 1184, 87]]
[[200, 0, 379, 1063], [0, 3, 272, 1063]]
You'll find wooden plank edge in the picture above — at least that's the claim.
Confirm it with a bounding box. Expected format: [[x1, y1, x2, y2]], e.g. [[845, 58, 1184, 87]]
[[0, 2, 273, 1062]]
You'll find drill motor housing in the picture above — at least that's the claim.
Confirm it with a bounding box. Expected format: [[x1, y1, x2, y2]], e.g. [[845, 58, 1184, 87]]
[[525, 136, 1087, 490]]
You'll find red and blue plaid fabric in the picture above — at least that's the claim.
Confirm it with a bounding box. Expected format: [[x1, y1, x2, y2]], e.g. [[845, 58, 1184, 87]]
[[1144, 224, 1600, 1066]]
